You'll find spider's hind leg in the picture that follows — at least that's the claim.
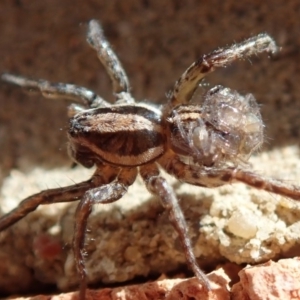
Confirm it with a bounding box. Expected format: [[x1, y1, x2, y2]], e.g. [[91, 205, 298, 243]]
[[1, 73, 110, 109], [87, 20, 135, 104]]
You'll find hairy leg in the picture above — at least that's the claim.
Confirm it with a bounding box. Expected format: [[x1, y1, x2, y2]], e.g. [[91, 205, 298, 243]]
[[87, 20, 134, 104], [140, 163, 211, 290], [169, 33, 278, 107], [73, 167, 137, 300], [159, 151, 300, 200], [0, 162, 121, 231], [1, 73, 110, 108], [0, 179, 92, 231]]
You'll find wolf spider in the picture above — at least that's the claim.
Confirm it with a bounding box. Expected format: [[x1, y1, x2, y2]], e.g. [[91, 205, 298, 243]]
[[1, 20, 300, 299]]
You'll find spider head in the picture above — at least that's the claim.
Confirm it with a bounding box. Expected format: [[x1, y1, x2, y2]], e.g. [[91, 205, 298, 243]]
[[168, 86, 264, 167]]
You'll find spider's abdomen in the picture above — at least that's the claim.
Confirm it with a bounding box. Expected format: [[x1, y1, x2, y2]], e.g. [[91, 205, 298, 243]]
[[68, 104, 165, 167]]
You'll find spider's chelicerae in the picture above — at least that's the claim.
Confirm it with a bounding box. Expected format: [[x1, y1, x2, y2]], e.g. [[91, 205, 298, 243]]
[[1, 20, 300, 298]]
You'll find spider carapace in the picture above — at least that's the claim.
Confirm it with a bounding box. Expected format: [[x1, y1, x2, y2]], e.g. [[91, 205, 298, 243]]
[[1, 20, 300, 299]]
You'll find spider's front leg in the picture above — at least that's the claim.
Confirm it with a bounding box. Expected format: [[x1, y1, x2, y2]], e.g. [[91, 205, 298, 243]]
[[73, 167, 137, 300], [169, 33, 278, 107], [140, 163, 211, 291]]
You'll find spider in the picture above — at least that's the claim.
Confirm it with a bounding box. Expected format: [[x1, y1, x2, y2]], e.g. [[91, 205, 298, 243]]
[[1, 20, 300, 299]]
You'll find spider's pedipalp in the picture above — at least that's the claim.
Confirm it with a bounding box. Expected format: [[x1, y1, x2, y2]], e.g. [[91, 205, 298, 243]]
[[87, 20, 134, 104], [170, 33, 278, 107], [1, 73, 110, 108]]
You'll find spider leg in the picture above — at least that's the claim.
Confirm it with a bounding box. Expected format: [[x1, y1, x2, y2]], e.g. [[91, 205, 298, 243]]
[[0, 162, 119, 232], [232, 169, 300, 200], [1, 73, 110, 109], [0, 179, 93, 232], [159, 151, 300, 200], [73, 167, 137, 300], [169, 33, 278, 107], [158, 151, 227, 188], [87, 20, 134, 104], [140, 163, 211, 290]]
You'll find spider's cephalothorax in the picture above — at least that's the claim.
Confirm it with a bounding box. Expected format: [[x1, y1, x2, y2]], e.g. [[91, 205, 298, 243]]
[[2, 20, 300, 299]]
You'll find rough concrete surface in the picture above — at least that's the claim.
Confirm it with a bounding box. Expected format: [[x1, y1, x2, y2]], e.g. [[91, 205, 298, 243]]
[[5, 259, 300, 299], [0, 0, 300, 298], [5, 268, 232, 300], [231, 258, 300, 300]]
